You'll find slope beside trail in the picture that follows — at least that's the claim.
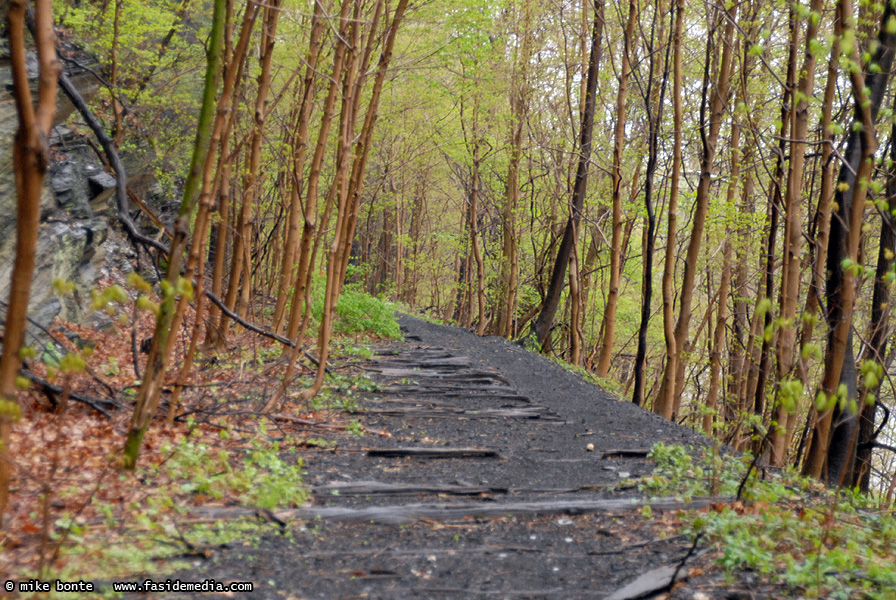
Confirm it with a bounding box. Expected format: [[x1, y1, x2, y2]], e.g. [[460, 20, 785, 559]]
[[166, 315, 749, 599]]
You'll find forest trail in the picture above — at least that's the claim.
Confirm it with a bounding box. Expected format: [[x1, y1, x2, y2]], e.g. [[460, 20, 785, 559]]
[[167, 315, 750, 599]]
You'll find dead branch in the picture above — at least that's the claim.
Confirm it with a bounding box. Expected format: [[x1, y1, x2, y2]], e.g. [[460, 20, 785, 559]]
[[19, 370, 120, 417]]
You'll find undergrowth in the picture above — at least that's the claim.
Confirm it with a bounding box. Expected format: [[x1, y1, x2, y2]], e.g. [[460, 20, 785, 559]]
[[643, 442, 896, 599], [6, 414, 310, 598], [311, 279, 402, 339]]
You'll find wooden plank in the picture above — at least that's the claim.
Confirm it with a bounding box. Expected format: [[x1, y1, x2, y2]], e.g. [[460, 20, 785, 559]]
[[186, 497, 727, 523], [418, 356, 474, 367], [314, 481, 615, 497], [601, 449, 652, 459], [281, 497, 717, 523], [374, 368, 507, 382], [411, 587, 567, 596], [363, 406, 560, 420], [313, 480, 508, 496], [604, 565, 678, 600], [381, 384, 527, 397], [297, 546, 541, 559], [365, 447, 500, 458]]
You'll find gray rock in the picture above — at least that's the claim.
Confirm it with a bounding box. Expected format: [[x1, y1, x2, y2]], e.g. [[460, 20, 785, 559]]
[[0, 48, 122, 344]]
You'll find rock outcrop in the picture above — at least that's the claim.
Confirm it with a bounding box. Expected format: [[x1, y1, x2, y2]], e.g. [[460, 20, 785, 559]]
[[0, 39, 128, 343]]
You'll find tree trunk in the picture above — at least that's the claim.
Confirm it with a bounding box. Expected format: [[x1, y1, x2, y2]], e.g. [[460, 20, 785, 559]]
[[268, 0, 364, 410], [658, 0, 736, 420], [271, 1, 326, 334], [852, 120, 896, 490], [285, 0, 409, 405], [458, 88, 487, 335], [794, 0, 842, 462], [0, 0, 60, 522], [533, 0, 604, 350], [123, 0, 226, 469], [769, 0, 824, 465], [632, 0, 671, 406], [654, 0, 684, 419], [207, 2, 259, 348], [496, 1, 533, 339], [704, 95, 741, 434], [282, 0, 355, 343], [803, 0, 896, 481], [568, 241, 584, 365], [725, 9, 759, 425], [470, 141, 487, 336], [220, 0, 281, 329], [596, 0, 637, 376]]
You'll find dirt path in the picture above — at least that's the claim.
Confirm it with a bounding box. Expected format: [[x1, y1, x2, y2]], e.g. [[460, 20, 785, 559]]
[[165, 315, 740, 599]]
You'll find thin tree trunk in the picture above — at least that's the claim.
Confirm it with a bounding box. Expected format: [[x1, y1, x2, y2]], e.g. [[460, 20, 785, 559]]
[[123, 0, 226, 469], [402, 181, 425, 306], [167, 0, 243, 417], [303, 0, 410, 400], [458, 87, 487, 335], [725, 13, 758, 425], [654, 0, 683, 419], [795, 0, 842, 457], [268, 0, 363, 411], [533, 0, 604, 350], [272, 1, 326, 333], [705, 240, 732, 435], [304, 0, 386, 331], [110, 0, 124, 144], [703, 95, 742, 435], [207, 2, 260, 347], [632, 0, 671, 406], [596, 0, 637, 376], [283, 0, 355, 343], [769, 0, 824, 465], [496, 1, 533, 339], [223, 0, 281, 329], [658, 0, 737, 420], [569, 239, 583, 365], [742, 9, 798, 443], [470, 141, 487, 336], [0, 0, 60, 521]]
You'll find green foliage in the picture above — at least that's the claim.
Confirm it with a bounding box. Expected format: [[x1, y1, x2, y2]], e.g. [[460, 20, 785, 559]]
[[58, 353, 87, 374], [155, 431, 308, 510], [346, 420, 365, 436], [312, 284, 402, 339], [640, 442, 744, 500], [334, 341, 375, 360], [311, 371, 380, 413], [37, 427, 308, 594], [777, 378, 804, 414], [56, 0, 210, 187], [642, 443, 896, 598]]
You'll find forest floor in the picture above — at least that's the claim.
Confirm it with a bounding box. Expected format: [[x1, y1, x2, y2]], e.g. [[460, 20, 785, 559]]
[[152, 315, 787, 600]]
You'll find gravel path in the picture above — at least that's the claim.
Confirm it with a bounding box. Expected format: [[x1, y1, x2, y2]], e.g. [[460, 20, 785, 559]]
[[158, 315, 749, 599]]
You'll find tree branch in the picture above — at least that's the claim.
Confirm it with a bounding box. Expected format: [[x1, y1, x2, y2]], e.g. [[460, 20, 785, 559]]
[[19, 370, 119, 418]]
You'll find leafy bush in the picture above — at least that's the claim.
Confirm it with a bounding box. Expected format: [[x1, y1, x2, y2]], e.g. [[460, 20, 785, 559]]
[[312, 285, 401, 339]]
